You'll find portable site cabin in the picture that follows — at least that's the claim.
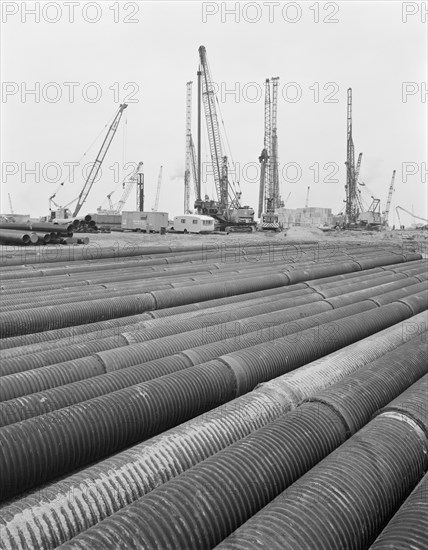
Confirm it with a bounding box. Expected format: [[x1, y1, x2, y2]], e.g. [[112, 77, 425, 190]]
[[122, 211, 168, 233], [172, 214, 215, 234]]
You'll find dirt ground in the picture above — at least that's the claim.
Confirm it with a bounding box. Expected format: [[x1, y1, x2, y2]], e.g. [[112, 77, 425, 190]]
[[1, 225, 427, 262]]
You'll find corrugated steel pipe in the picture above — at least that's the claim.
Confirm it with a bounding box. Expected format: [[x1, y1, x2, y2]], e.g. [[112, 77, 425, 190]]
[[0, 359, 239, 500], [255, 314, 427, 409], [1, 287, 425, 402], [0, 258, 366, 337], [1, 259, 412, 350], [0, 230, 38, 245], [375, 373, 428, 437], [0, 285, 312, 359], [0, 290, 327, 375], [0, 311, 155, 351], [215, 377, 428, 550], [0, 298, 367, 400], [0, 300, 379, 421], [56, 339, 427, 550], [0, 240, 319, 267], [0, 293, 157, 338], [0, 300, 416, 500], [369, 472, 428, 550], [302, 338, 427, 437], [2, 317, 425, 550], [0, 283, 310, 352], [0, 281, 176, 313]]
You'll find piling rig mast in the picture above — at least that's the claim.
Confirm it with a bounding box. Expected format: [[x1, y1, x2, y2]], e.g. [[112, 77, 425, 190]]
[[259, 77, 281, 230], [344, 89, 365, 225], [195, 45, 256, 232], [184, 82, 193, 214]]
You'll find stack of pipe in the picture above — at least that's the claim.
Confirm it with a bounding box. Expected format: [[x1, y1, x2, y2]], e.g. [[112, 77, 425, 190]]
[[0, 240, 427, 549], [0, 221, 74, 246]]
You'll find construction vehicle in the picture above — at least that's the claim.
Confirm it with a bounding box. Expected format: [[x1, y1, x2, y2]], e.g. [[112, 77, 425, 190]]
[[258, 78, 282, 231], [359, 198, 382, 228], [98, 161, 144, 215], [194, 46, 257, 232], [49, 104, 128, 220]]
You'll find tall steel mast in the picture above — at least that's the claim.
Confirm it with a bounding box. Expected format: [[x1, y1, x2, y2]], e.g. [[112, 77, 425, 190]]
[[184, 82, 193, 213]]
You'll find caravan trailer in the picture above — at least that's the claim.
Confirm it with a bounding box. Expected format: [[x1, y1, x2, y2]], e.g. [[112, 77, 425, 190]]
[[172, 214, 215, 234]]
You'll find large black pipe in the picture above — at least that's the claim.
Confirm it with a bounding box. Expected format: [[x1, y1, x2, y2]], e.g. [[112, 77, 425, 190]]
[[0, 302, 417, 500], [1, 316, 425, 550], [55, 342, 428, 550], [0, 229, 37, 245]]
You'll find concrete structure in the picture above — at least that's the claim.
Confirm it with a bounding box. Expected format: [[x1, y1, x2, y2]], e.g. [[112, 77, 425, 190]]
[[276, 207, 333, 227]]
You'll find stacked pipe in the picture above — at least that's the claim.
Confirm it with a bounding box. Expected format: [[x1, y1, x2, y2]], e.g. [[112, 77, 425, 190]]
[[0, 283, 426, 403], [215, 376, 428, 549], [0, 221, 74, 246], [0, 240, 427, 547], [0, 252, 424, 338], [51, 342, 428, 549], [1, 314, 425, 549], [0, 300, 425, 500]]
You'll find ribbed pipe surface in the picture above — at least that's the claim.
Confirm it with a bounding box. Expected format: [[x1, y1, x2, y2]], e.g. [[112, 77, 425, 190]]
[[376, 373, 428, 436], [0, 315, 425, 550], [369, 473, 428, 550], [60, 403, 349, 550], [0, 293, 156, 337], [304, 337, 427, 436], [0, 300, 374, 423], [0, 301, 414, 497], [0, 360, 237, 500], [0, 335, 128, 376], [216, 413, 428, 550], [58, 344, 427, 550]]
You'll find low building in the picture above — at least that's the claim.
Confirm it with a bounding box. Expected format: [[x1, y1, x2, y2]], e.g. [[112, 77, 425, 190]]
[[121, 211, 169, 233], [276, 207, 333, 227]]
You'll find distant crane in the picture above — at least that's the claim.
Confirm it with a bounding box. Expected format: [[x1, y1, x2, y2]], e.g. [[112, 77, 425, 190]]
[[305, 187, 310, 209], [383, 170, 396, 226], [72, 104, 128, 217], [152, 165, 163, 211], [8, 193, 14, 214], [99, 161, 144, 214], [396, 205, 428, 227], [284, 192, 291, 204], [355, 152, 363, 183]]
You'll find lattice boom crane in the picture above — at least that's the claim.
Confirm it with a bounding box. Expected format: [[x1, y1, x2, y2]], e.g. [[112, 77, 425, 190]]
[[73, 103, 128, 217]]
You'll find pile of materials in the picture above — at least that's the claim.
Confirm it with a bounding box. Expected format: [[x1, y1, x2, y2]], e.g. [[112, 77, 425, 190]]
[[0, 240, 426, 549]]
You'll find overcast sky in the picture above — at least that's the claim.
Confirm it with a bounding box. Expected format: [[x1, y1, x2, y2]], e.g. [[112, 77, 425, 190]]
[[1, 1, 427, 224]]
